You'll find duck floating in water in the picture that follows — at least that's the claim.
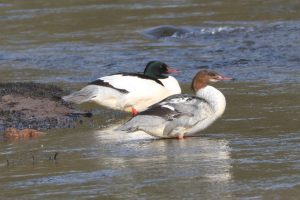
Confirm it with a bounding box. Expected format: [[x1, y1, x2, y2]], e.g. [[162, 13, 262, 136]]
[[118, 70, 232, 139], [63, 61, 181, 115]]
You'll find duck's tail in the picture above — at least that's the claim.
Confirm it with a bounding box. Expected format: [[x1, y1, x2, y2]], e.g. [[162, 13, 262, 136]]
[[62, 85, 99, 104]]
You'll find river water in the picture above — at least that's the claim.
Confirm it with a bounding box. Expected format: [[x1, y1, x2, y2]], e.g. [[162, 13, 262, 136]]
[[0, 0, 300, 199]]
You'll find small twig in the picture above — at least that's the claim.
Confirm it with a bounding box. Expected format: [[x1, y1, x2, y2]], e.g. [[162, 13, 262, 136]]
[[31, 152, 35, 165], [53, 152, 58, 160], [49, 152, 58, 161]]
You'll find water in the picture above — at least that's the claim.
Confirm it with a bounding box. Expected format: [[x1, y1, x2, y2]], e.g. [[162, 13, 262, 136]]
[[1, 0, 300, 83], [0, 0, 300, 199]]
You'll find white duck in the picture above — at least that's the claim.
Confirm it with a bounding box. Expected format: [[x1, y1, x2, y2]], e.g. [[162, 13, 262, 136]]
[[63, 61, 181, 115], [118, 70, 232, 138]]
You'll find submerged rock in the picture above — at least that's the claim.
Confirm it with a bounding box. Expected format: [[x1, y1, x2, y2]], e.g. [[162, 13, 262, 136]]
[[143, 25, 191, 39], [0, 82, 89, 132]]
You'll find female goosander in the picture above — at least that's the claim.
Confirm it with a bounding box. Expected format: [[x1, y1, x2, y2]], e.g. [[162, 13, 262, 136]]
[[118, 70, 232, 138], [63, 61, 181, 114]]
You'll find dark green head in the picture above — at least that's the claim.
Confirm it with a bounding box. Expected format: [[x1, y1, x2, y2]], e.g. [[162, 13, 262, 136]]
[[143, 61, 178, 79]]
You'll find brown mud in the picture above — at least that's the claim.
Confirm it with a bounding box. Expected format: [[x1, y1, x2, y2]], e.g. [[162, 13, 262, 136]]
[[0, 82, 90, 132]]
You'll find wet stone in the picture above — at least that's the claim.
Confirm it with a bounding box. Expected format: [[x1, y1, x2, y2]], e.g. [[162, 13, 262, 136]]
[[143, 25, 191, 39], [3, 127, 44, 140]]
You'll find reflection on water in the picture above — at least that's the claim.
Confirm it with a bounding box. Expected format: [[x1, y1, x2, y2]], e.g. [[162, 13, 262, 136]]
[[95, 125, 232, 182], [3, 125, 232, 199]]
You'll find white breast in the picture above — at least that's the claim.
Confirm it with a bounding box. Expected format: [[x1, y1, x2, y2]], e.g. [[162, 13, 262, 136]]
[[196, 85, 226, 117], [159, 76, 181, 95], [185, 85, 226, 136]]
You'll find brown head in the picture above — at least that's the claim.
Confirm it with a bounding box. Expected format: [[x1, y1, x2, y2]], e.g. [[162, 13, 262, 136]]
[[191, 70, 232, 92]]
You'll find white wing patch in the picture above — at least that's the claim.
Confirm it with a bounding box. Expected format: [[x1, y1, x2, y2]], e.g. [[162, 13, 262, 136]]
[[162, 96, 198, 105], [161, 105, 175, 111]]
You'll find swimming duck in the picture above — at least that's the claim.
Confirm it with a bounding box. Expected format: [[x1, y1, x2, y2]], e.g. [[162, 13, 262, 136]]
[[62, 61, 181, 115], [118, 70, 232, 138]]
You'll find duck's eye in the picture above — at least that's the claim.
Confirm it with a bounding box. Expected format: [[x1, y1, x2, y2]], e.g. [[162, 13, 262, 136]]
[[208, 72, 218, 77], [160, 64, 168, 70]]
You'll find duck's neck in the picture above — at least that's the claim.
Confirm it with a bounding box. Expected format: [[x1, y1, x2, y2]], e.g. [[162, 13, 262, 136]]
[[196, 85, 226, 117]]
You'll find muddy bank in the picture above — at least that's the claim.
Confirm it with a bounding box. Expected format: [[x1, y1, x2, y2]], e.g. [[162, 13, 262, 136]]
[[0, 82, 89, 132]]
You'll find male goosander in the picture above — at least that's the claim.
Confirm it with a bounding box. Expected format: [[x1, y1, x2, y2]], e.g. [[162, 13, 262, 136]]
[[63, 61, 181, 114], [118, 70, 232, 138]]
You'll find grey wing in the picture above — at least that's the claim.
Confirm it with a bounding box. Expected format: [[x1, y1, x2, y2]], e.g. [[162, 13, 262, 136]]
[[150, 94, 212, 119], [62, 85, 101, 104], [117, 100, 181, 133], [155, 94, 214, 136], [118, 94, 213, 137]]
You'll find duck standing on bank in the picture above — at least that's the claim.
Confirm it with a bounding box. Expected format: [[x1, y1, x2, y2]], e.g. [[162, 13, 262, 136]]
[[118, 70, 232, 138], [63, 61, 181, 115]]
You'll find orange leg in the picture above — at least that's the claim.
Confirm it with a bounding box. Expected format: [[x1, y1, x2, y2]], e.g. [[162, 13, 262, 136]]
[[131, 107, 138, 116]]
